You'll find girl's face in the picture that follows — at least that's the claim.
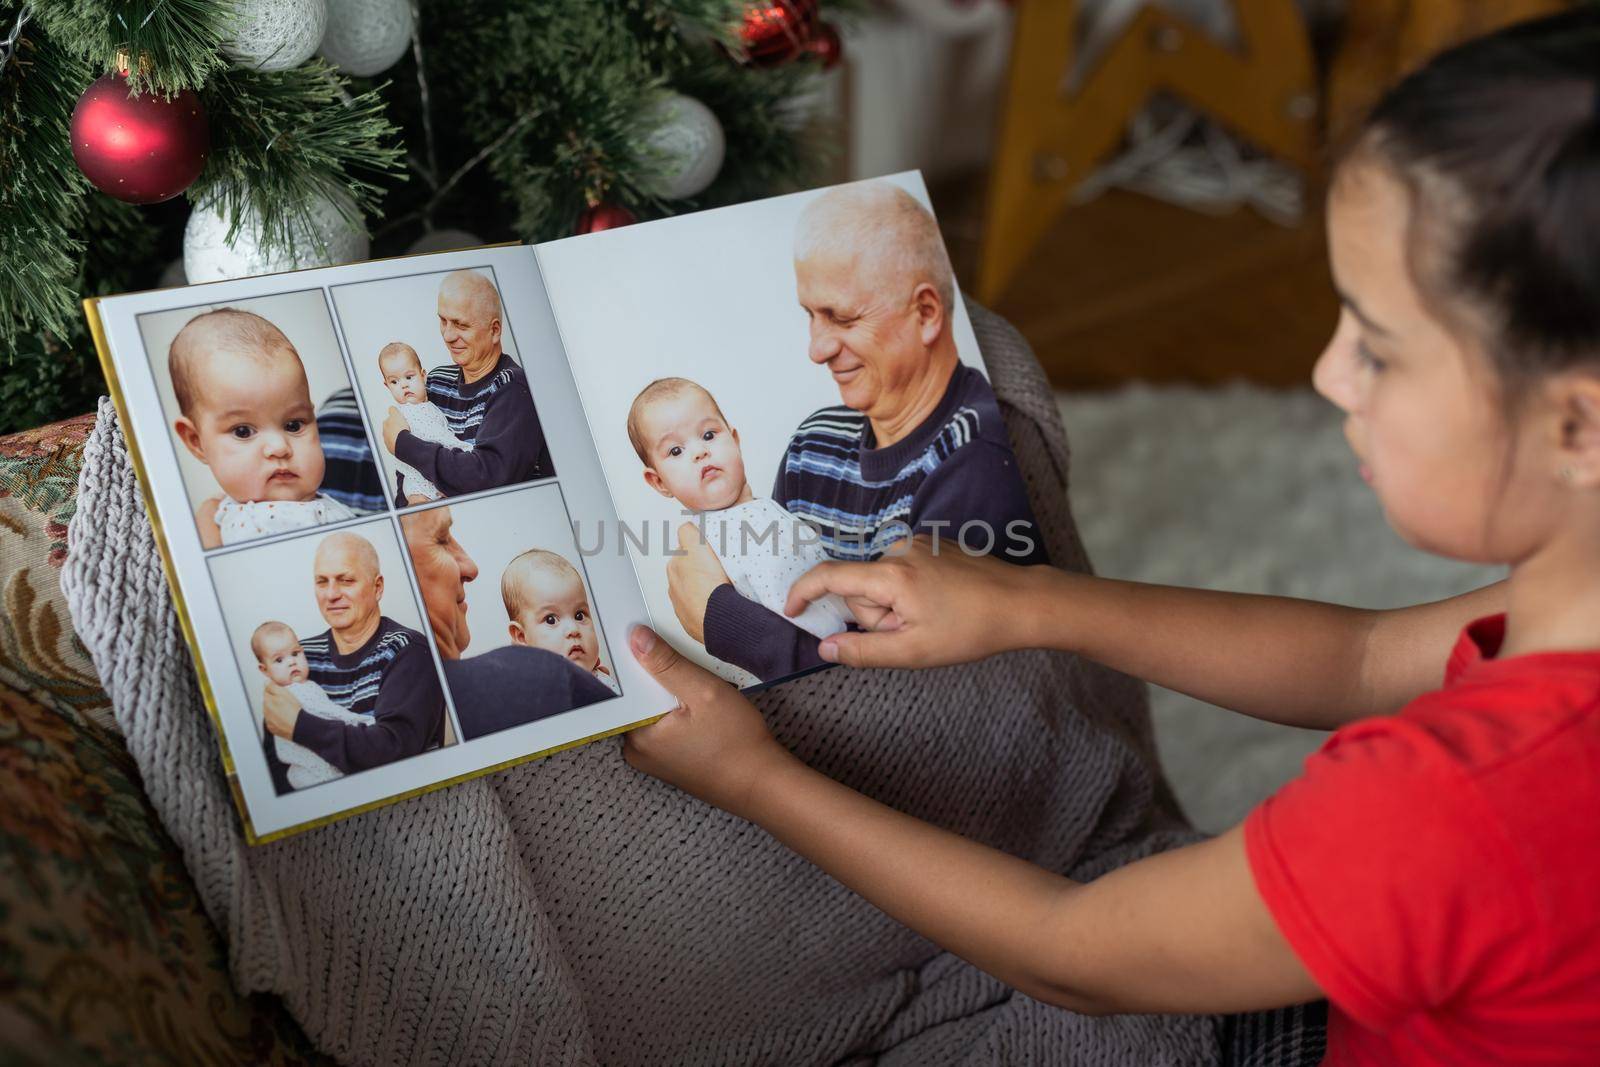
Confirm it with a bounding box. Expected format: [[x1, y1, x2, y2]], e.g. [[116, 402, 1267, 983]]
[[1313, 160, 1555, 564]]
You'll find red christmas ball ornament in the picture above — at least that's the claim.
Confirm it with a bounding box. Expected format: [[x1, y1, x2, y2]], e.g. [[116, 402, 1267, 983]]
[[806, 21, 843, 69], [575, 202, 637, 235], [736, 0, 821, 68], [71, 67, 208, 205]]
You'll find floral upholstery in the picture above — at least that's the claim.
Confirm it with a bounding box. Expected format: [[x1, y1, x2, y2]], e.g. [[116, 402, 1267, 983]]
[[0, 414, 329, 1066]]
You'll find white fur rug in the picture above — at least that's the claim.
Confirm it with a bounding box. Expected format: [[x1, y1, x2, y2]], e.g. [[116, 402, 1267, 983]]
[[1057, 384, 1505, 833]]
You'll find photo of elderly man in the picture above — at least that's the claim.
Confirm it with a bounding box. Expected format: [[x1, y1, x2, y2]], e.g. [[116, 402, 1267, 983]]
[[667, 181, 1046, 682], [400, 505, 614, 741], [259, 530, 447, 794], [379, 269, 554, 506]]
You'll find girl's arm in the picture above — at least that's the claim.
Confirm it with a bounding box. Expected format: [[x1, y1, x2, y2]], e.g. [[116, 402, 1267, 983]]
[[624, 628, 1323, 1015], [786, 539, 1505, 731]]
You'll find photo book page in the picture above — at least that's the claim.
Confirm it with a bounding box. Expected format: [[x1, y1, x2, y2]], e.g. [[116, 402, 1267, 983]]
[[85, 170, 1042, 842], [87, 245, 671, 842], [538, 170, 1042, 689]]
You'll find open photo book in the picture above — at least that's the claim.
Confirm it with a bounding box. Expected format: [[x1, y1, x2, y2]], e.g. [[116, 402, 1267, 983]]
[[84, 170, 1044, 843]]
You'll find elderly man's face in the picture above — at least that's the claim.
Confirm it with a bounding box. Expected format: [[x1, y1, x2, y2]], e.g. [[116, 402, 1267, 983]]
[[795, 251, 936, 419], [313, 538, 383, 635], [437, 280, 502, 372], [401, 507, 479, 659]]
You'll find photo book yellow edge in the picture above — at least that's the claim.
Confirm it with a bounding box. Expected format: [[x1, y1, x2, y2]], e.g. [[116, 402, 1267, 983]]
[[82, 292, 668, 847]]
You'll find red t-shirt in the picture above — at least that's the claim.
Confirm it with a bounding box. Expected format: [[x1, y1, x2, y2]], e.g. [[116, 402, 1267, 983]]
[[1245, 613, 1600, 1065]]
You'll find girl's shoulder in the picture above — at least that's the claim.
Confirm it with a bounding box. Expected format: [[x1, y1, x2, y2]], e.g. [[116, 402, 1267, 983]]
[[1366, 644, 1600, 783]]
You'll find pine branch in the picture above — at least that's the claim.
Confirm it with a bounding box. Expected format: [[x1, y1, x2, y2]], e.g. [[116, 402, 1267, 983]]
[[0, 3, 90, 345], [30, 0, 231, 94], [194, 61, 405, 256]]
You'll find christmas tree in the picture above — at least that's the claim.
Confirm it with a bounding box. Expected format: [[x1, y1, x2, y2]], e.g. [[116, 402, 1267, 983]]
[[0, 0, 843, 434]]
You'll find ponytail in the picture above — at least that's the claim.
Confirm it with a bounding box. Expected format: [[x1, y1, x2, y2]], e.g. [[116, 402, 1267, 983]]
[[1352, 9, 1600, 382]]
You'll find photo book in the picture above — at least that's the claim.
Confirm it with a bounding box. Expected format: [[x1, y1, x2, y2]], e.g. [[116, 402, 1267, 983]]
[[84, 170, 1042, 843]]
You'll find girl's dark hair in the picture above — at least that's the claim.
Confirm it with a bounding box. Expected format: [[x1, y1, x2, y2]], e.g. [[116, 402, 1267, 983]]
[[1353, 8, 1600, 385]]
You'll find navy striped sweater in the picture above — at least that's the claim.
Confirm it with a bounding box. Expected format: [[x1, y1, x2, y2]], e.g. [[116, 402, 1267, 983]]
[[392, 353, 552, 504], [315, 387, 386, 514], [267, 617, 445, 793], [703, 361, 1044, 682]]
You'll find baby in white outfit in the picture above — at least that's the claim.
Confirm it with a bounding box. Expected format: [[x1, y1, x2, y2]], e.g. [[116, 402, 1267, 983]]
[[627, 376, 852, 641], [378, 342, 472, 504], [168, 307, 359, 547], [501, 548, 618, 693], [252, 621, 372, 790]]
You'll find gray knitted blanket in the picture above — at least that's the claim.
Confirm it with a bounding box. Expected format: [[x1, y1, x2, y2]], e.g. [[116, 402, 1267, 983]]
[[61, 305, 1217, 1066]]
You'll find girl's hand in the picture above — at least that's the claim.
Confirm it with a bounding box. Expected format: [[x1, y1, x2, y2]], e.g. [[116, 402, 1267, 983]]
[[623, 625, 795, 817], [785, 536, 1050, 668]]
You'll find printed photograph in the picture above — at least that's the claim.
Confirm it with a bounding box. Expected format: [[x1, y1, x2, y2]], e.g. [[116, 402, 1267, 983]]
[[398, 483, 617, 743], [137, 289, 385, 549], [540, 175, 1044, 686], [330, 266, 557, 509], [209, 518, 453, 796]]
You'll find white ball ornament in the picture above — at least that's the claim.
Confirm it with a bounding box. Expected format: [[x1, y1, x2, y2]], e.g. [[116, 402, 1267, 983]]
[[184, 191, 370, 283], [641, 92, 725, 201], [223, 0, 329, 72], [319, 0, 414, 77], [407, 228, 484, 255]]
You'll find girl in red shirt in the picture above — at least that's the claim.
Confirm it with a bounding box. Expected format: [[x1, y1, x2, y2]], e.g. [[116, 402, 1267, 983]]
[[622, 11, 1600, 1064]]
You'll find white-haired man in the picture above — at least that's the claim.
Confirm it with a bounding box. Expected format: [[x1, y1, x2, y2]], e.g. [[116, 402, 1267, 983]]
[[381, 269, 553, 504], [668, 180, 1045, 681], [261, 531, 445, 792]]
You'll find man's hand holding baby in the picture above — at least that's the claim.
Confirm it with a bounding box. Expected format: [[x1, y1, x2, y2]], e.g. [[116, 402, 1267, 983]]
[[382, 406, 408, 456], [262, 682, 303, 740], [623, 625, 795, 818], [196, 497, 224, 550], [667, 522, 731, 643]]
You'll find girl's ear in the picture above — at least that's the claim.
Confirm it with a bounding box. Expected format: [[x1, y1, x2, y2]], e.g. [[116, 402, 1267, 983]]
[[508, 620, 526, 646], [1554, 376, 1600, 489]]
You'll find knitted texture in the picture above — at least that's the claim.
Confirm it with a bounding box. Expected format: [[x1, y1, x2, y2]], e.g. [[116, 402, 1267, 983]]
[[60, 304, 1215, 1065]]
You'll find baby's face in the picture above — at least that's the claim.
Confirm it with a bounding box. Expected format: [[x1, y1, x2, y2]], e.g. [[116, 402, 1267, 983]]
[[256, 631, 309, 686], [177, 346, 324, 503], [509, 569, 599, 672], [638, 390, 746, 512], [380, 352, 427, 405]]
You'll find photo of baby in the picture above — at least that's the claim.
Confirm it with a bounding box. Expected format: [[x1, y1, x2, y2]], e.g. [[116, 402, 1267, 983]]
[[250, 620, 375, 789], [501, 548, 618, 693], [397, 485, 617, 742], [209, 519, 450, 795], [626, 376, 853, 643], [378, 341, 472, 504], [138, 290, 383, 549], [332, 267, 556, 509]]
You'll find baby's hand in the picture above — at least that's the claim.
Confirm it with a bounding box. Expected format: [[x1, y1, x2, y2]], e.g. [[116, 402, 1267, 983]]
[[622, 626, 793, 817], [382, 406, 408, 455], [196, 496, 223, 549]]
